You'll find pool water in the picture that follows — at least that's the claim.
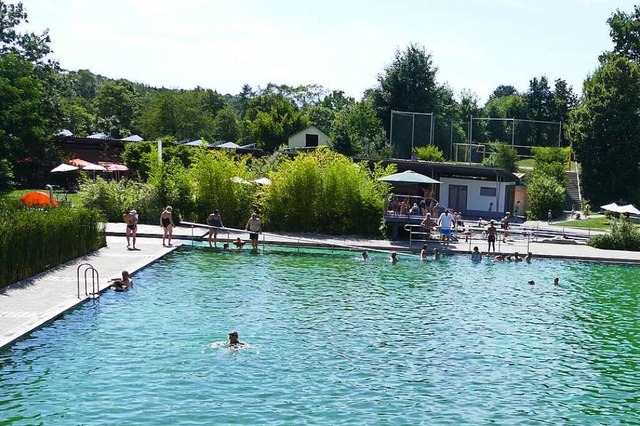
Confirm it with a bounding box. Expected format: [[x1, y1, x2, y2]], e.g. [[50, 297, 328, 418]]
[[2, 247, 640, 424]]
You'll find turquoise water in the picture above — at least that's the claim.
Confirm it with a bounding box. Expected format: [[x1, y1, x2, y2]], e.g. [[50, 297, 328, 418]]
[[2, 247, 640, 424]]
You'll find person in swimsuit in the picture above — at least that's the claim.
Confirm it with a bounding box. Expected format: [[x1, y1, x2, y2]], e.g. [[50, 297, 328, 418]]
[[487, 220, 497, 254], [110, 270, 133, 292], [471, 246, 482, 262], [228, 331, 245, 347], [160, 206, 175, 247], [389, 252, 399, 264], [232, 237, 245, 250], [245, 212, 261, 250], [123, 209, 138, 250], [206, 209, 224, 248]]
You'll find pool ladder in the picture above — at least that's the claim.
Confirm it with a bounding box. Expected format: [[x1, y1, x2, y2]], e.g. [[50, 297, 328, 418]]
[[77, 263, 100, 299]]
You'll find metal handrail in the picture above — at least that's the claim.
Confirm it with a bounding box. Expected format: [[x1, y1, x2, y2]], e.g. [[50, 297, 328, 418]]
[[77, 263, 99, 299]]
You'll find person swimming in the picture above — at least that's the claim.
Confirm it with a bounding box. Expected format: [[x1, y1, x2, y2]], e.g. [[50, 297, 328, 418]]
[[228, 331, 245, 347], [389, 252, 399, 264], [361, 251, 369, 261], [553, 277, 560, 286], [420, 244, 429, 260], [471, 246, 482, 262]]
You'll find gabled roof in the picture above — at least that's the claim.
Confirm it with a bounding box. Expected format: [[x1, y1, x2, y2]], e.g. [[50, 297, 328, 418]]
[[87, 132, 110, 139], [120, 134, 144, 142], [287, 125, 329, 140]]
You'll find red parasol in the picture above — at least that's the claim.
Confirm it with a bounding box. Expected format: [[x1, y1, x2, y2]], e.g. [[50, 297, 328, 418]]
[[20, 191, 58, 207]]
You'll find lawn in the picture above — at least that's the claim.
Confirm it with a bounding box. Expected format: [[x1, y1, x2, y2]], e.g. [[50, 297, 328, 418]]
[[553, 216, 610, 230], [3, 188, 84, 206]]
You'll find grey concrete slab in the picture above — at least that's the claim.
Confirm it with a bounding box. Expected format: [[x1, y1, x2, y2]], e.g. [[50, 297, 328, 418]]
[[0, 236, 180, 349]]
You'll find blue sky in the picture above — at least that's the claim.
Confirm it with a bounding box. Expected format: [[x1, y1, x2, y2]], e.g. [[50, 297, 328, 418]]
[[20, 0, 638, 103]]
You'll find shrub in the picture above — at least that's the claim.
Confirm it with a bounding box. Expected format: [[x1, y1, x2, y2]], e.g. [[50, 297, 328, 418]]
[[0, 204, 105, 288], [188, 148, 255, 228], [588, 218, 640, 251], [261, 149, 393, 235], [482, 142, 518, 172], [415, 145, 446, 162], [80, 177, 155, 222], [526, 173, 565, 219]]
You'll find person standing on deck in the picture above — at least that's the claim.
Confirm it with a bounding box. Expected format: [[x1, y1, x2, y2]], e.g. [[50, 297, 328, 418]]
[[437, 209, 453, 245], [123, 209, 138, 250], [206, 209, 223, 248], [246, 212, 262, 250], [487, 220, 497, 254], [160, 206, 175, 247]]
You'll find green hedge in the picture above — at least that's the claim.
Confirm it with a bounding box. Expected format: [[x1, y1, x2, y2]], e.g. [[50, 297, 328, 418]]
[[0, 202, 105, 289], [588, 219, 640, 251]]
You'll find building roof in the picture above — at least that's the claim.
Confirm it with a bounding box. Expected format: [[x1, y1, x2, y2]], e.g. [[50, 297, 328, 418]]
[[369, 158, 519, 182], [287, 125, 329, 140], [120, 134, 144, 142]]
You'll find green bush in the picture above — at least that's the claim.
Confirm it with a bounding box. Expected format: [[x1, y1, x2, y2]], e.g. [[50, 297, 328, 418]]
[[0, 204, 105, 288], [482, 142, 518, 172], [189, 148, 256, 228], [80, 177, 155, 223], [415, 145, 446, 162], [526, 173, 565, 219], [588, 218, 640, 251], [531, 146, 569, 165], [260, 149, 393, 235]]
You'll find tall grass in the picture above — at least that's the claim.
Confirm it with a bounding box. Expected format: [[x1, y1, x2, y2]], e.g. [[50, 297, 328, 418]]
[[0, 202, 105, 289], [261, 149, 393, 235]]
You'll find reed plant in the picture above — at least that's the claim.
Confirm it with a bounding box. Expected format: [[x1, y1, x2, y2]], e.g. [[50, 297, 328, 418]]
[[0, 203, 105, 289], [261, 149, 393, 235]]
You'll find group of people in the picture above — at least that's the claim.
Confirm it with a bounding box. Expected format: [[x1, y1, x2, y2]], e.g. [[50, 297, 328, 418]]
[[122, 207, 263, 251]]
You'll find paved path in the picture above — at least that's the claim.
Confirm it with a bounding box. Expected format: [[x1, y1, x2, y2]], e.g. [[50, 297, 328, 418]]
[[2, 221, 639, 350]]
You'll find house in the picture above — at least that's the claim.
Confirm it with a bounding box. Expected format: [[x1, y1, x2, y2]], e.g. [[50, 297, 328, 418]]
[[288, 126, 330, 150]]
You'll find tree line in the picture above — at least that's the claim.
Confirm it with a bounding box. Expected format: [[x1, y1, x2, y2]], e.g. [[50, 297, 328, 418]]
[[1, 1, 640, 206]]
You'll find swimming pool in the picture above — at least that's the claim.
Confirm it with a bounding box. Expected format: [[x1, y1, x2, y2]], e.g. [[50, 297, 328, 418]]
[[2, 246, 640, 424]]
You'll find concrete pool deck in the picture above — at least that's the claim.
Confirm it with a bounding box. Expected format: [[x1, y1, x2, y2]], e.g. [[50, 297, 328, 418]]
[[1, 221, 639, 350]]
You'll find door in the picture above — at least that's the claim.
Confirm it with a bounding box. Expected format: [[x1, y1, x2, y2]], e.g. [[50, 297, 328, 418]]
[[448, 185, 468, 214], [305, 134, 319, 147]]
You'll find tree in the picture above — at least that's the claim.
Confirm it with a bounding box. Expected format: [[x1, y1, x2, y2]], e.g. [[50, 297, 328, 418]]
[[93, 81, 139, 138], [568, 56, 640, 205], [330, 101, 384, 157], [481, 143, 518, 172], [488, 85, 518, 100], [606, 5, 640, 62], [213, 105, 239, 142], [371, 43, 442, 136], [0, 1, 52, 64], [241, 93, 309, 151]]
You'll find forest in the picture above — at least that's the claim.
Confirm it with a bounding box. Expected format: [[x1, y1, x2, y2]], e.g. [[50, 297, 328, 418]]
[[2, 1, 640, 206]]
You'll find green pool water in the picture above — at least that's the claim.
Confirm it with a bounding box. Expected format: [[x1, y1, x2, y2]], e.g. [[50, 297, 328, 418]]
[[2, 246, 640, 424]]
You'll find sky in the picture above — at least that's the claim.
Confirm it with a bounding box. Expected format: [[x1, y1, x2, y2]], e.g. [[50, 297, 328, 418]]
[[19, 0, 640, 103]]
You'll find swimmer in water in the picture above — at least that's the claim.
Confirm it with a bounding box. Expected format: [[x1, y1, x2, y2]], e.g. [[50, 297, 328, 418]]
[[228, 331, 245, 347], [554, 277, 560, 286], [361, 251, 369, 261], [110, 270, 133, 292], [433, 248, 441, 261], [420, 244, 429, 260], [471, 246, 482, 262], [389, 252, 399, 264]]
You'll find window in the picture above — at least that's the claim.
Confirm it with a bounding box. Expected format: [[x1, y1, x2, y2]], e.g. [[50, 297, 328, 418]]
[[480, 187, 496, 197]]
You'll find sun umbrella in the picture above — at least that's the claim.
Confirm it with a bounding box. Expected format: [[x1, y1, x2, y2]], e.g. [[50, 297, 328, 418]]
[[69, 158, 106, 171], [230, 176, 251, 184], [253, 177, 272, 185], [51, 163, 79, 173], [601, 202, 640, 215], [378, 170, 441, 184], [20, 191, 58, 207], [621, 204, 640, 215]]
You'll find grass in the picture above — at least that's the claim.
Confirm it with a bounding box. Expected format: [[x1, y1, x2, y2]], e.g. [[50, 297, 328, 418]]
[[553, 216, 611, 230], [4, 188, 83, 206], [517, 158, 535, 169]]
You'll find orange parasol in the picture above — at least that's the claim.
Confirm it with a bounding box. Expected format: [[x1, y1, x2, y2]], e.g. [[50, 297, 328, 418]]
[[20, 191, 58, 207]]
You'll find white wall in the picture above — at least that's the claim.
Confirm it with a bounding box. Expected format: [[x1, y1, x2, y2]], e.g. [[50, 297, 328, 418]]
[[439, 177, 514, 214], [288, 126, 330, 149]]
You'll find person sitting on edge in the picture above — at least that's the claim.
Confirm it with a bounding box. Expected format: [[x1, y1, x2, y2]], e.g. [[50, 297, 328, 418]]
[[525, 252, 533, 263], [433, 248, 441, 261], [471, 246, 482, 262], [361, 251, 369, 261], [110, 270, 133, 292], [409, 203, 420, 215], [232, 237, 245, 250], [389, 252, 399, 264], [228, 331, 245, 347]]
